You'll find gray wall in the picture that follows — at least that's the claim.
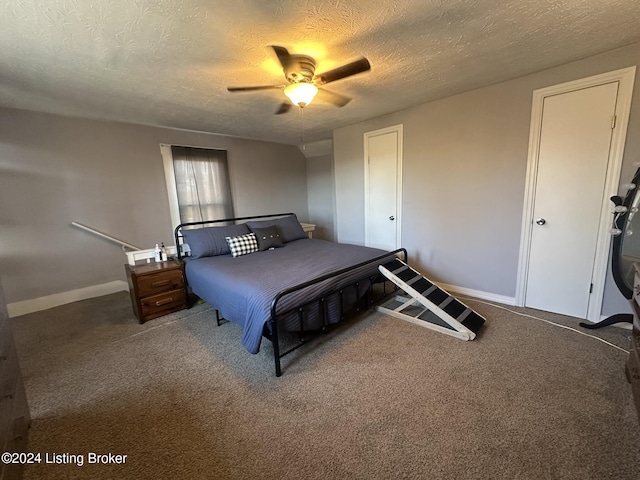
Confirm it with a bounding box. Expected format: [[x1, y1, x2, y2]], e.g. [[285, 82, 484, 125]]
[[0, 108, 308, 304], [306, 153, 336, 241], [333, 42, 640, 316]]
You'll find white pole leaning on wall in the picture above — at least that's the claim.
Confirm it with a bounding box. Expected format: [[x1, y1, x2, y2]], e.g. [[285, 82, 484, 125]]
[[70, 222, 141, 251]]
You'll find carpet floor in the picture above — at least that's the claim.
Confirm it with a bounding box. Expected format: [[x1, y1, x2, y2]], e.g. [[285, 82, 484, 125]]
[[9, 291, 640, 479]]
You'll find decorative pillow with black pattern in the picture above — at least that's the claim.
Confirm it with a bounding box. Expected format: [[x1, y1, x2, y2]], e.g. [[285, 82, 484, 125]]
[[225, 233, 259, 257], [250, 225, 284, 251]]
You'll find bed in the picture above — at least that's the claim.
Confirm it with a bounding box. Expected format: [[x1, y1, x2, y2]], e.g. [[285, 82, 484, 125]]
[[174, 213, 406, 376]]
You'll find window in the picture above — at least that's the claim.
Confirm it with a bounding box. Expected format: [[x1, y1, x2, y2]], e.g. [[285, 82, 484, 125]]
[[161, 145, 234, 229]]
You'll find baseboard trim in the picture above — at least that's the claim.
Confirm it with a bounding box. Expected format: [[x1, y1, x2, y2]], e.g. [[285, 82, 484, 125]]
[[404, 281, 630, 325], [435, 282, 516, 306], [6, 279, 514, 318], [7, 280, 129, 318]]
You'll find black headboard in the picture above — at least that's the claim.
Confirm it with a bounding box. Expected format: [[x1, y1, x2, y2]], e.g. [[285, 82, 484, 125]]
[[173, 212, 295, 260]]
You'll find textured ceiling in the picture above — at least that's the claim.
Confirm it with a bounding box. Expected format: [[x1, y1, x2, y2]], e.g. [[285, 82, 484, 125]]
[[2, 0, 640, 153]]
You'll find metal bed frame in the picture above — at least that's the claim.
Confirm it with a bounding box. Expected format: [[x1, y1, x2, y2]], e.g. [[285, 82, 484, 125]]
[[174, 213, 407, 376]]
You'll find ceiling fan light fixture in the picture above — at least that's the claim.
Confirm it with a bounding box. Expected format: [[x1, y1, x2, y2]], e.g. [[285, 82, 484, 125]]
[[284, 82, 318, 107]]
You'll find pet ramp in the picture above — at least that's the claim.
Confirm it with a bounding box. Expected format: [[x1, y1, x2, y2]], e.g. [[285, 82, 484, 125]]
[[377, 258, 485, 341]]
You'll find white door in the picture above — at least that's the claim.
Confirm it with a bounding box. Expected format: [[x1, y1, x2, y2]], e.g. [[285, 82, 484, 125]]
[[525, 82, 619, 318], [365, 125, 403, 250]]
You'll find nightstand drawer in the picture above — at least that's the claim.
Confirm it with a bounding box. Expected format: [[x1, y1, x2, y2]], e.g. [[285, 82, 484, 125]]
[[140, 288, 187, 318], [0, 320, 18, 394], [137, 270, 184, 297]]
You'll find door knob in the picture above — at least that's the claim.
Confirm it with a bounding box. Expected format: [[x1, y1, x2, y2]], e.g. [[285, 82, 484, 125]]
[[389, 216, 395, 221], [536, 218, 546, 225]]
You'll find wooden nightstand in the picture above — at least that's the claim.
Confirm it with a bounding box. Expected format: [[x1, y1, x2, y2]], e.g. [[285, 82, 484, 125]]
[[125, 259, 188, 323], [300, 223, 316, 238]]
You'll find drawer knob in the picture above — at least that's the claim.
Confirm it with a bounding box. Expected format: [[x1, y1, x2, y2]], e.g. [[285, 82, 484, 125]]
[[151, 279, 171, 287]]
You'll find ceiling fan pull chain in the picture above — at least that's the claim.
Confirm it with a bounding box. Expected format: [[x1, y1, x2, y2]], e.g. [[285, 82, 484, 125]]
[[300, 106, 306, 150]]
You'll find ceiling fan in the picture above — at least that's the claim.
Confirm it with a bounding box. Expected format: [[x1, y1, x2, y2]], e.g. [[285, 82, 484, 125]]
[[227, 45, 371, 114]]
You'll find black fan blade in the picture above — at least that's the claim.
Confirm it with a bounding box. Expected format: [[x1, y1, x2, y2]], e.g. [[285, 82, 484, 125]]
[[316, 88, 351, 107], [227, 85, 284, 92], [271, 45, 291, 69], [275, 103, 292, 115], [314, 57, 371, 85]]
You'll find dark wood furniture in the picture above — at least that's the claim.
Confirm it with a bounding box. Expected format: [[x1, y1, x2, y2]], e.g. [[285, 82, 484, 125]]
[[0, 283, 30, 480], [625, 262, 640, 422], [125, 260, 188, 323]]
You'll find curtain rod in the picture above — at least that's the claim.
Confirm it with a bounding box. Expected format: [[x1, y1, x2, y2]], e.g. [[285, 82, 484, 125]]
[[159, 143, 226, 150]]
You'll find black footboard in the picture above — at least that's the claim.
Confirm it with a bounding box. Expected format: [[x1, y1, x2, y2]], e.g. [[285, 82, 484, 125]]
[[267, 247, 408, 376]]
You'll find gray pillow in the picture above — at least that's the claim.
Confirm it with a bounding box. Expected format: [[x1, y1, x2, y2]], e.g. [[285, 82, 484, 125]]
[[246, 214, 307, 243], [251, 225, 284, 251], [181, 223, 250, 258]]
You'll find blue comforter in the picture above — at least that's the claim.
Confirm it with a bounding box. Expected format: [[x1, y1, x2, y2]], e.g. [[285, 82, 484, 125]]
[[184, 238, 390, 353]]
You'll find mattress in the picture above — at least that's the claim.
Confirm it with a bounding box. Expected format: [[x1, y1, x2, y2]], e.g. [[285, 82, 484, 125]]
[[184, 238, 390, 353]]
